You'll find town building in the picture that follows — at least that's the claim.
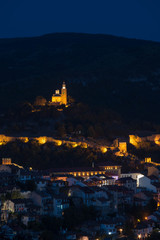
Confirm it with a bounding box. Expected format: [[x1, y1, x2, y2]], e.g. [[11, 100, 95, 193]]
[[116, 177, 137, 192], [2, 199, 29, 213], [53, 194, 69, 217], [31, 191, 53, 215], [134, 222, 153, 239], [114, 138, 128, 153], [50, 163, 121, 178], [121, 173, 157, 192]]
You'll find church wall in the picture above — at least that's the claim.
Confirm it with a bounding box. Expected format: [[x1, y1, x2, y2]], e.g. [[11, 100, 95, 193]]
[[51, 96, 62, 103]]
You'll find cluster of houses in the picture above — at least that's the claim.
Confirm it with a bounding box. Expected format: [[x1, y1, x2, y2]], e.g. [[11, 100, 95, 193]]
[[0, 158, 160, 239]]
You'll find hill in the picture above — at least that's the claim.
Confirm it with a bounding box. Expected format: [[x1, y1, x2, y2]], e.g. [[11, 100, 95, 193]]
[[0, 33, 160, 123]]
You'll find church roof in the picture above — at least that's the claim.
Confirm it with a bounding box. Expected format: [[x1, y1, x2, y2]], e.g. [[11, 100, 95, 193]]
[[52, 94, 61, 97]]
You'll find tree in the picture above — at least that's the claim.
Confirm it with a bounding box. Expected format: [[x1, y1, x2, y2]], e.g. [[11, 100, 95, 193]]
[[40, 231, 54, 240], [67, 96, 75, 104], [25, 180, 37, 191], [34, 96, 47, 106], [87, 126, 96, 138], [57, 124, 66, 138], [11, 191, 21, 199]]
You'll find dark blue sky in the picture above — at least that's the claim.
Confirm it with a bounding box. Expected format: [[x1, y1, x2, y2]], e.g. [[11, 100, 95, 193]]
[[0, 0, 160, 41]]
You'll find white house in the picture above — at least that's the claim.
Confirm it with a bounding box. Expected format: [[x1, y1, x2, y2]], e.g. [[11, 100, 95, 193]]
[[121, 173, 157, 192]]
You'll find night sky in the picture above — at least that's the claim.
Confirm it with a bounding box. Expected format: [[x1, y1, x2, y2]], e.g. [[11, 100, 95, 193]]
[[0, 0, 160, 41]]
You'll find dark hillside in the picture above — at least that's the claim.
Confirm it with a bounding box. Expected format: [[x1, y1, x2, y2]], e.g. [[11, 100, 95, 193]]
[[0, 33, 160, 122]]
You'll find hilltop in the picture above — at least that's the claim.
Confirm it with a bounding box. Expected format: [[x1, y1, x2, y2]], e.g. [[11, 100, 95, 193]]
[[0, 33, 160, 123]]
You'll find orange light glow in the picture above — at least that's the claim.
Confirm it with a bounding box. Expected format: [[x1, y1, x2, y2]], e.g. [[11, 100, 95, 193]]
[[20, 137, 29, 143], [81, 142, 88, 148], [71, 142, 78, 148], [55, 140, 62, 146], [37, 137, 47, 144], [145, 158, 151, 163], [101, 147, 107, 153]]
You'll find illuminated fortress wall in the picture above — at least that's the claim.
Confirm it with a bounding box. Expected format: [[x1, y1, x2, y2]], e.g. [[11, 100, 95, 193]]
[[129, 134, 160, 147], [0, 135, 107, 153]]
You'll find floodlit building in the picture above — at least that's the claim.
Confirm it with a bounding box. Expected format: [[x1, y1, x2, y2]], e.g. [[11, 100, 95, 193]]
[[50, 164, 121, 178], [51, 82, 67, 105]]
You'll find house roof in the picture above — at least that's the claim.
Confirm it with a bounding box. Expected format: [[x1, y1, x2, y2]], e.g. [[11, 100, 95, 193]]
[[106, 185, 133, 193], [72, 186, 94, 194], [87, 177, 101, 182], [135, 221, 152, 230], [35, 191, 52, 198], [52, 94, 61, 97], [11, 198, 29, 204], [19, 169, 32, 176], [51, 167, 101, 173], [42, 163, 121, 175], [53, 193, 68, 200]]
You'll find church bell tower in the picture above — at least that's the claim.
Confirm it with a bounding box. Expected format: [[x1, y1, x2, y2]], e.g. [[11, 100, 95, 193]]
[[61, 82, 67, 105]]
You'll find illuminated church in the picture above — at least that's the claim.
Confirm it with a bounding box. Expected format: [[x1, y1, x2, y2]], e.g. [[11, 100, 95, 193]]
[[51, 82, 67, 105]]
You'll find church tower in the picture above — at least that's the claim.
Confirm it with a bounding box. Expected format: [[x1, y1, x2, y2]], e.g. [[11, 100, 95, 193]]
[[61, 82, 67, 105]]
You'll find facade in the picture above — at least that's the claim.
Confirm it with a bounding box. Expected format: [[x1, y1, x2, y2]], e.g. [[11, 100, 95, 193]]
[[116, 177, 137, 192], [134, 223, 153, 239], [118, 142, 127, 153], [145, 158, 151, 163], [18, 170, 32, 183], [2, 199, 27, 213], [53, 194, 69, 217], [106, 185, 134, 207], [121, 173, 157, 192], [114, 138, 128, 153], [2, 158, 12, 165], [69, 185, 114, 215], [100, 222, 117, 235], [31, 191, 53, 215], [134, 192, 152, 207], [51, 82, 67, 105], [51, 164, 121, 178]]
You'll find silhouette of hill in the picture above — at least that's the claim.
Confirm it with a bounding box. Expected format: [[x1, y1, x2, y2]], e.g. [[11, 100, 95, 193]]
[[0, 33, 160, 122]]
